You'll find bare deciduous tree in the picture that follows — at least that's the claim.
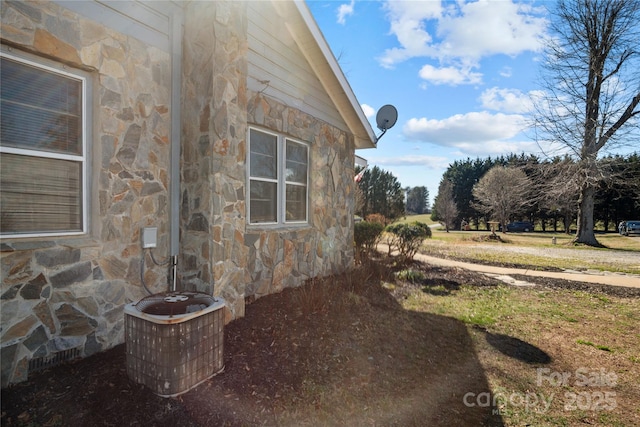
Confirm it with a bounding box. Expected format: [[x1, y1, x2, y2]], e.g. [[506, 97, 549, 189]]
[[528, 158, 579, 234], [434, 179, 458, 232], [533, 0, 640, 246], [472, 166, 533, 233]]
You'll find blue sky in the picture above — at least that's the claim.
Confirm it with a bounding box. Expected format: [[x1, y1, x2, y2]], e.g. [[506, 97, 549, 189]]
[[307, 0, 551, 204]]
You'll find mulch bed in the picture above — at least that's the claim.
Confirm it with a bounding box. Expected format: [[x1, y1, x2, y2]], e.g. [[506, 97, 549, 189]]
[[2, 257, 634, 426]]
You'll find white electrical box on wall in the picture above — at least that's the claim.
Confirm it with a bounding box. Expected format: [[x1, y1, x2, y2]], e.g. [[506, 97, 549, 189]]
[[142, 227, 157, 248]]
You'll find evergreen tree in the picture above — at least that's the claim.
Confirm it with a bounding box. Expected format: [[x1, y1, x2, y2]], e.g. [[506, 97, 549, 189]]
[[406, 186, 430, 214], [356, 166, 405, 222]]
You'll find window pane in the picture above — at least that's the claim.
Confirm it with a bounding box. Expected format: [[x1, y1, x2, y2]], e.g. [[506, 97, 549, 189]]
[[286, 184, 306, 221], [250, 180, 277, 223], [249, 129, 277, 179], [286, 140, 307, 163], [250, 150, 277, 179], [1, 153, 82, 234], [1, 57, 82, 155], [285, 160, 307, 183], [285, 140, 307, 184]]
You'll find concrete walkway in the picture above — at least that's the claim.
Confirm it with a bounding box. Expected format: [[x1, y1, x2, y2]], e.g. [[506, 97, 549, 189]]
[[377, 245, 640, 289]]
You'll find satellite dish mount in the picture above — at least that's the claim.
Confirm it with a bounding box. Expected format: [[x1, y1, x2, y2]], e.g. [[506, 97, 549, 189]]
[[375, 104, 398, 143]]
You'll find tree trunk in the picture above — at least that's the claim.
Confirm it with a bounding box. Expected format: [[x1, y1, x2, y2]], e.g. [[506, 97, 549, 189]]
[[574, 185, 600, 246], [564, 213, 572, 235]]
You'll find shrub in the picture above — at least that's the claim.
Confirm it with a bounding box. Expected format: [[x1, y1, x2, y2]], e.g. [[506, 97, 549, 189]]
[[354, 221, 385, 263], [385, 221, 432, 262], [365, 213, 388, 226], [395, 268, 426, 283]]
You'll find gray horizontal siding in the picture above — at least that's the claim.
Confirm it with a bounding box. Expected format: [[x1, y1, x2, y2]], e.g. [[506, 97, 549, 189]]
[[55, 0, 181, 51], [247, 1, 346, 132]]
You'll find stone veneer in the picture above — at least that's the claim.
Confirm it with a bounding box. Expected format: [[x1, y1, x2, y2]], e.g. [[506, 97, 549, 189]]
[[179, 1, 250, 320], [180, 2, 357, 321], [1, 1, 171, 386], [1, 0, 358, 387]]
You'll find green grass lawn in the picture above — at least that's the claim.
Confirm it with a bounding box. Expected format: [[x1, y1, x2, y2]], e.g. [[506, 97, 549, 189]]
[[413, 227, 640, 274], [425, 228, 640, 251], [398, 215, 640, 250], [393, 214, 437, 226], [386, 215, 640, 274], [400, 281, 640, 427]]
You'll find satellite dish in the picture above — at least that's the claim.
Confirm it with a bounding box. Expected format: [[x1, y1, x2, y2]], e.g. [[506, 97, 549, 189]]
[[375, 104, 397, 143], [376, 105, 398, 131]]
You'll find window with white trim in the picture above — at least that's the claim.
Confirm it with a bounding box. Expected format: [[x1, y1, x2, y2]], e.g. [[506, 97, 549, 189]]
[[248, 127, 309, 225], [0, 48, 90, 238]]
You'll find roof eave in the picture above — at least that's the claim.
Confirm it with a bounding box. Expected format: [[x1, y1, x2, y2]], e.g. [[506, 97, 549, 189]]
[[291, 1, 377, 149]]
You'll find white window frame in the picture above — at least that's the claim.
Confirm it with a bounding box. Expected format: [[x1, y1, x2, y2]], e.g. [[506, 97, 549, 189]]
[[0, 46, 90, 238], [248, 127, 309, 226]]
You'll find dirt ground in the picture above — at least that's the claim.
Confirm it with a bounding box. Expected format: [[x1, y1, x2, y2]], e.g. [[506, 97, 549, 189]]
[[2, 256, 638, 426]]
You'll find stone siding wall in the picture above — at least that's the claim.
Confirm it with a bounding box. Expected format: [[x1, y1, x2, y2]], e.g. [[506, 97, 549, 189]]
[[1, 0, 359, 388], [182, 83, 358, 320], [1, 2, 171, 386], [245, 93, 358, 299], [180, 1, 250, 320], [180, 1, 357, 321]]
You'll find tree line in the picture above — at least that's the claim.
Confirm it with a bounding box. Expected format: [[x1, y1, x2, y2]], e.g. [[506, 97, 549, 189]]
[[354, 165, 431, 223], [354, 152, 638, 247], [431, 153, 640, 234]]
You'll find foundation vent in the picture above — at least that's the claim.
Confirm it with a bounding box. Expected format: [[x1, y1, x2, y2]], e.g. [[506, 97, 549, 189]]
[[28, 348, 82, 374]]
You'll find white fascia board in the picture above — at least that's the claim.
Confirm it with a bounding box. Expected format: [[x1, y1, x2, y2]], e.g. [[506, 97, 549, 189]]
[[292, 0, 377, 149]]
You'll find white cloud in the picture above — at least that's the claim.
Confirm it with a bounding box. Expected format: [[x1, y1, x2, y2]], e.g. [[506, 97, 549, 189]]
[[402, 111, 532, 156], [419, 64, 482, 86], [453, 139, 540, 156], [378, 0, 547, 68], [536, 140, 574, 158], [368, 155, 450, 169], [499, 67, 513, 78], [436, 1, 547, 61], [479, 87, 535, 114], [336, 0, 355, 25], [361, 103, 375, 118], [378, 0, 442, 68]]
